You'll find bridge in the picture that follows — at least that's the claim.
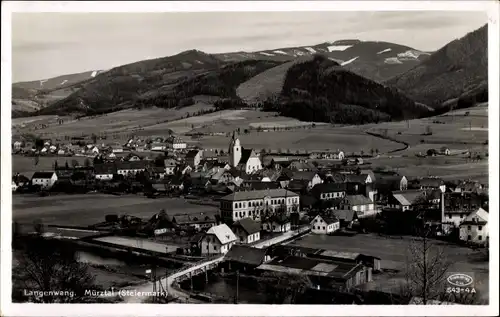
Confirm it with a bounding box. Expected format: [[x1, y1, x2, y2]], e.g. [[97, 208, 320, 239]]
[[121, 226, 312, 303]]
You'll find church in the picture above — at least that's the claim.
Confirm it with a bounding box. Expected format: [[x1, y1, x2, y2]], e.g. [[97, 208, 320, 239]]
[[228, 132, 263, 174]]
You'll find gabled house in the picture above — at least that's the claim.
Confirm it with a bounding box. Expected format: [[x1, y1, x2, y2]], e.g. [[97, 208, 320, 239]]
[[94, 163, 117, 180], [185, 149, 204, 168], [172, 212, 216, 231], [441, 192, 482, 227], [147, 166, 166, 180], [231, 217, 261, 244], [332, 209, 359, 228], [440, 147, 451, 156], [262, 214, 291, 233], [224, 245, 270, 272], [164, 159, 177, 175], [311, 183, 347, 201], [210, 169, 235, 185], [341, 195, 377, 218], [111, 145, 123, 153], [387, 190, 427, 212], [310, 214, 340, 234], [288, 160, 317, 172], [459, 208, 488, 245], [31, 172, 58, 189], [201, 224, 237, 255], [168, 178, 185, 192], [345, 174, 372, 184], [409, 177, 446, 193], [290, 171, 323, 189]]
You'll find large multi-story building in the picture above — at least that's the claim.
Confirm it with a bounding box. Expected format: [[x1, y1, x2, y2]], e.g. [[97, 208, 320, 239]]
[[219, 189, 300, 223]]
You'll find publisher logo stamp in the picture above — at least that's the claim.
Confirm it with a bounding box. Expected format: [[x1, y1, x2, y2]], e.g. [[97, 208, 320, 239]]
[[446, 272, 476, 295]]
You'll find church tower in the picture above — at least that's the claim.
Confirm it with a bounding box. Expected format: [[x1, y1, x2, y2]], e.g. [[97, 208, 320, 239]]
[[229, 131, 242, 167]]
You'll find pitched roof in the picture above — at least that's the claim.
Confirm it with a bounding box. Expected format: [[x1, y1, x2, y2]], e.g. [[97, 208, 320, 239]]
[[32, 172, 56, 179], [220, 189, 299, 201], [116, 160, 148, 170], [232, 217, 261, 235], [391, 190, 426, 206], [225, 245, 267, 266], [313, 214, 339, 225], [411, 177, 444, 188], [164, 159, 177, 167], [332, 209, 357, 222], [173, 212, 216, 225], [239, 148, 258, 165], [343, 195, 372, 206], [312, 182, 346, 194], [206, 224, 237, 244], [94, 163, 117, 175], [186, 150, 202, 159], [291, 171, 317, 181], [345, 174, 369, 183]]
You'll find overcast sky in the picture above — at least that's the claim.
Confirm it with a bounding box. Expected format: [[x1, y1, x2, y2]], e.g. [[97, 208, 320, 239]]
[[12, 11, 486, 82]]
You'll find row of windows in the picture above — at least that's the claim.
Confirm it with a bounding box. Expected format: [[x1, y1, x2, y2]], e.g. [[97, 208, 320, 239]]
[[467, 225, 483, 231], [321, 192, 344, 198], [467, 235, 483, 241], [221, 197, 299, 210]]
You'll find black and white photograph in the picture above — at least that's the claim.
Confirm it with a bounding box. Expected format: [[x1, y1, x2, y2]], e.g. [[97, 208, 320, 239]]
[[1, 1, 498, 316]]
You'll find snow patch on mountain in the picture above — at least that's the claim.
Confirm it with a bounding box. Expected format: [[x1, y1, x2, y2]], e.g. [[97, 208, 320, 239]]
[[327, 45, 353, 52], [195, 60, 204, 64], [377, 48, 392, 54], [60, 80, 68, 86], [304, 47, 316, 53], [273, 50, 288, 55], [259, 52, 275, 57], [39, 79, 48, 87], [341, 56, 359, 66], [91, 71, 98, 77], [384, 57, 403, 64], [397, 50, 430, 60]]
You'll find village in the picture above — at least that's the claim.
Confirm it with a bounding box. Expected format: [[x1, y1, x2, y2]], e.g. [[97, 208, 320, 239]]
[[11, 128, 490, 304]]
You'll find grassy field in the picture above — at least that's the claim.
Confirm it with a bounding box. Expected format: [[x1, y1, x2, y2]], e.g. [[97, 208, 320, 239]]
[[291, 233, 489, 302], [12, 194, 218, 227], [12, 155, 90, 178]]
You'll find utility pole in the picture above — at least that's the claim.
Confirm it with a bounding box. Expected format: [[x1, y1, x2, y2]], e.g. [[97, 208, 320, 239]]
[[235, 270, 240, 304]]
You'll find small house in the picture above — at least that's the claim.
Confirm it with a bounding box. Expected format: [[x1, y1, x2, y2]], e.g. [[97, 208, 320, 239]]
[[459, 208, 488, 245], [332, 209, 359, 228], [341, 195, 377, 218], [231, 217, 261, 244], [310, 214, 340, 234], [224, 245, 270, 272], [168, 178, 185, 192], [201, 224, 238, 255], [262, 214, 291, 233], [185, 150, 204, 168], [440, 147, 451, 156], [111, 145, 124, 153], [31, 171, 58, 189], [164, 159, 177, 175], [94, 163, 117, 180]]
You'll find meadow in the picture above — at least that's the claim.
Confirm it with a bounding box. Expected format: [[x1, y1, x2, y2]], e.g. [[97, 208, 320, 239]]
[[12, 194, 218, 227]]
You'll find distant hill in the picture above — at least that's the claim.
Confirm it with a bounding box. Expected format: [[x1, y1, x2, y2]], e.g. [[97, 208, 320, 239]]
[[36, 51, 283, 116], [217, 40, 430, 83], [260, 55, 432, 124], [386, 24, 488, 111]]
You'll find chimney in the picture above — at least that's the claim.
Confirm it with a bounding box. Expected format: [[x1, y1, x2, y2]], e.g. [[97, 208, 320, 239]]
[[441, 192, 445, 222]]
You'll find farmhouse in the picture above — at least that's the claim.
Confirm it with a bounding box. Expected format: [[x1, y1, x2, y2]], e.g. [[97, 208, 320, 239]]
[[111, 145, 123, 153], [186, 149, 203, 168], [31, 171, 58, 189], [331, 209, 359, 228], [387, 190, 426, 211], [219, 189, 300, 223], [345, 174, 372, 184], [150, 142, 166, 151], [172, 212, 217, 231], [375, 174, 408, 193], [440, 147, 451, 156], [409, 177, 446, 193], [231, 217, 261, 244], [341, 195, 376, 218], [441, 192, 482, 227], [163, 159, 177, 175], [116, 161, 148, 176], [94, 163, 117, 180], [229, 132, 262, 174], [459, 208, 488, 245], [290, 171, 323, 189], [311, 183, 347, 201], [288, 160, 317, 172], [310, 214, 340, 234], [166, 135, 187, 150], [200, 224, 237, 255]]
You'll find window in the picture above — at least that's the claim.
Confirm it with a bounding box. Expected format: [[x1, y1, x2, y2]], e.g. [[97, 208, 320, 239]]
[[213, 245, 217, 251], [448, 215, 452, 219], [468, 226, 471, 231], [478, 235, 483, 241], [460, 214, 464, 219], [467, 235, 471, 241], [478, 226, 483, 231], [313, 226, 316, 230], [323, 226, 325, 230]]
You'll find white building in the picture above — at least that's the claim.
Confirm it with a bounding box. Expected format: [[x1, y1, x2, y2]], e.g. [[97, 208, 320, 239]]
[[111, 145, 124, 153], [116, 161, 147, 176], [219, 189, 300, 223], [164, 159, 177, 175], [200, 224, 237, 255], [94, 163, 117, 180], [185, 150, 203, 168], [12, 181, 18, 192], [228, 132, 262, 174], [231, 217, 261, 244], [31, 172, 58, 189], [310, 214, 340, 234], [166, 136, 187, 150], [150, 143, 167, 151], [459, 208, 488, 245]]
